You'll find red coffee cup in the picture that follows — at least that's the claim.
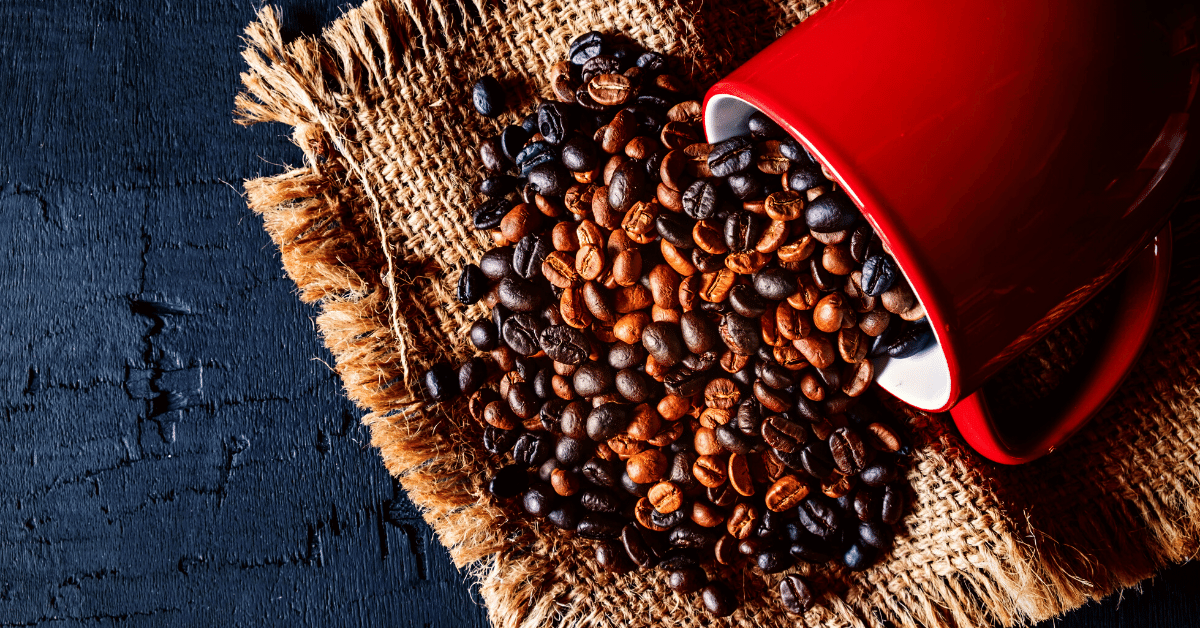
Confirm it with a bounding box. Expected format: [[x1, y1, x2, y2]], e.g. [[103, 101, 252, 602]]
[[703, 0, 1200, 463]]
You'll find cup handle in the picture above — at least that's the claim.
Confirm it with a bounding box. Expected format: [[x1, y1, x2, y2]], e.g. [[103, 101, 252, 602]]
[[948, 223, 1173, 465]]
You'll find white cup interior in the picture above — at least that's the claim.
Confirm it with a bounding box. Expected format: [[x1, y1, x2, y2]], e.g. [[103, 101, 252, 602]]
[[704, 94, 953, 411]]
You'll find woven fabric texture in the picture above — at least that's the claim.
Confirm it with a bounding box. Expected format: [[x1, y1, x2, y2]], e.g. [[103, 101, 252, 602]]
[[235, 2, 1200, 626]]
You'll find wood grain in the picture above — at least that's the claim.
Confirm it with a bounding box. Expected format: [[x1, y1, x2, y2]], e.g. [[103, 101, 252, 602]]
[[0, 0, 1193, 626]]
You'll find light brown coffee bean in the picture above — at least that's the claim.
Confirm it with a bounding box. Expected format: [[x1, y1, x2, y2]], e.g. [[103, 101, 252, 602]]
[[881, 280, 916, 314], [614, 283, 653, 313], [704, 378, 740, 409], [541, 250, 579, 288], [661, 239, 697, 276], [822, 244, 855, 275], [657, 394, 692, 421], [720, 350, 749, 374], [693, 454, 728, 488], [794, 334, 836, 369], [560, 285, 592, 329], [900, 301, 927, 321], [500, 203, 540, 243], [550, 60, 577, 103], [699, 269, 736, 303], [552, 221, 580, 251], [624, 136, 656, 160], [842, 359, 874, 397], [776, 302, 811, 340], [693, 219, 729, 255], [755, 219, 790, 254], [551, 468, 581, 496], [866, 422, 903, 452], [691, 500, 727, 527], [813, 293, 849, 333], [608, 433, 646, 459], [742, 198, 767, 215], [613, 311, 651, 345], [859, 309, 891, 336], [726, 502, 759, 540], [625, 407, 660, 443], [765, 190, 805, 221], [658, 181, 684, 211], [756, 140, 791, 175], [773, 345, 809, 370], [764, 475, 809, 512], [667, 100, 702, 123], [698, 407, 732, 429], [647, 418, 687, 447], [655, 74, 686, 93], [683, 143, 714, 178], [607, 249, 640, 287], [714, 535, 739, 565], [777, 234, 817, 264], [838, 327, 869, 363], [800, 372, 825, 402], [483, 400, 518, 430], [694, 427, 723, 456], [648, 264, 681, 309], [805, 185, 829, 202], [659, 149, 690, 192], [843, 270, 876, 312], [661, 121, 702, 150], [589, 73, 633, 106], [647, 481, 684, 513], [761, 309, 785, 347], [821, 472, 855, 498], [787, 274, 822, 311], [728, 453, 755, 497], [552, 374, 574, 400], [724, 251, 768, 275]]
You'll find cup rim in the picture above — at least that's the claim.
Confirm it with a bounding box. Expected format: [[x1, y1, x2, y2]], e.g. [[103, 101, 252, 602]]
[[701, 86, 962, 412]]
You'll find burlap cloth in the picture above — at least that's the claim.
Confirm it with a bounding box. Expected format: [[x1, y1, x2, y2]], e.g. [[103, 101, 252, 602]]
[[234, 1, 1200, 626]]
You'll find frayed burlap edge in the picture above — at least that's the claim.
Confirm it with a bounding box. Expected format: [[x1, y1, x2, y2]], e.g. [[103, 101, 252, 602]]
[[235, 2, 1200, 627]]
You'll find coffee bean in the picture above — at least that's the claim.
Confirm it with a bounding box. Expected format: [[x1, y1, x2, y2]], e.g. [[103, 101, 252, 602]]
[[496, 276, 542, 313], [676, 310, 716, 354], [708, 136, 754, 178], [719, 311, 760, 356], [758, 361, 798, 389], [612, 368, 649, 403], [843, 541, 874, 571], [641, 321, 685, 367], [500, 312, 543, 356], [663, 366, 707, 397], [726, 502, 759, 540], [726, 284, 766, 319], [579, 487, 622, 513], [568, 31, 605, 66], [681, 179, 719, 220], [479, 137, 505, 172], [805, 190, 858, 232], [799, 440, 836, 481], [861, 253, 899, 296], [668, 521, 720, 551], [881, 482, 906, 525], [545, 501, 581, 531], [765, 474, 809, 512], [727, 452, 755, 497], [693, 454, 728, 488], [796, 496, 839, 539], [577, 512, 624, 539], [724, 210, 766, 253], [858, 520, 893, 551], [885, 319, 935, 358], [700, 583, 737, 617], [522, 483, 558, 518], [482, 425, 521, 455], [757, 550, 793, 574], [472, 197, 511, 231], [778, 574, 815, 614], [457, 264, 487, 305], [618, 524, 656, 568], [536, 325, 587, 365], [654, 211, 695, 249], [586, 403, 628, 441], [608, 159, 647, 213], [752, 267, 797, 300], [573, 362, 615, 398], [714, 423, 754, 455], [581, 54, 621, 83], [663, 565, 706, 594], [647, 480, 683, 513], [747, 111, 784, 139], [472, 76, 505, 117], [422, 362, 459, 401], [457, 357, 487, 396]]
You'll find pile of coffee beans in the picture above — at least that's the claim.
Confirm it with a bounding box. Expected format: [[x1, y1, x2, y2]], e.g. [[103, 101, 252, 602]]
[[428, 31, 928, 618]]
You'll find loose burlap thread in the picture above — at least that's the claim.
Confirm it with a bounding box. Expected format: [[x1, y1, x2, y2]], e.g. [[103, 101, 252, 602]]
[[234, 1, 1200, 626]]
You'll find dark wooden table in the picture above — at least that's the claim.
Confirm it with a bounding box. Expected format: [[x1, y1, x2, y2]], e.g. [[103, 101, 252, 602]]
[[1, 1, 1195, 625]]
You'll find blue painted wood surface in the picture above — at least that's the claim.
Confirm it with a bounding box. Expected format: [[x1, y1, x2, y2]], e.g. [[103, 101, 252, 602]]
[[0, 1, 1194, 625]]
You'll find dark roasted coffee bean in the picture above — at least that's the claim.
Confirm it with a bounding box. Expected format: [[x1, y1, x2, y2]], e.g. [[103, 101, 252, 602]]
[[502, 312, 545, 356], [734, 400, 761, 436], [470, 318, 499, 351], [512, 431, 554, 467], [762, 414, 807, 453], [858, 520, 893, 551], [479, 246, 515, 279], [621, 524, 658, 568], [778, 136, 812, 163], [540, 325, 588, 365], [478, 174, 520, 198], [794, 393, 822, 422], [843, 542, 874, 571], [668, 521, 719, 549], [719, 311, 760, 356], [569, 31, 605, 65], [868, 315, 904, 357], [642, 321, 686, 367], [539, 458, 561, 484], [682, 179, 719, 220], [754, 509, 785, 539], [757, 550, 793, 573], [724, 210, 766, 253], [422, 362, 459, 401], [499, 125, 530, 163], [797, 496, 840, 539], [680, 350, 718, 376], [656, 549, 700, 572], [860, 460, 900, 486], [594, 540, 631, 572], [881, 482, 906, 525], [547, 501, 581, 530], [728, 284, 769, 318], [586, 403, 628, 441], [886, 319, 935, 358], [574, 362, 615, 397], [507, 381, 538, 419], [679, 311, 718, 354], [580, 488, 621, 513], [655, 211, 696, 248], [700, 583, 737, 617], [615, 368, 652, 402], [708, 136, 754, 178], [758, 362, 797, 389], [479, 137, 505, 172], [753, 267, 798, 300], [788, 535, 837, 563], [787, 162, 823, 193], [727, 171, 762, 199], [561, 135, 599, 172], [457, 357, 487, 395], [806, 190, 858, 232], [582, 457, 618, 488], [667, 565, 707, 593], [528, 161, 570, 197], [664, 366, 707, 397], [472, 197, 511, 230], [577, 513, 624, 539], [648, 506, 686, 530], [810, 256, 840, 291], [515, 140, 556, 170], [512, 233, 552, 279], [522, 483, 556, 517], [714, 423, 755, 455], [800, 440, 837, 481], [608, 160, 647, 212], [748, 111, 784, 138], [829, 427, 873, 475], [849, 223, 874, 263], [537, 102, 571, 145], [482, 426, 520, 455], [498, 277, 543, 313], [861, 253, 898, 296], [607, 342, 645, 370], [636, 51, 668, 73], [779, 574, 815, 614], [488, 464, 529, 499], [472, 76, 505, 117], [853, 487, 881, 522], [556, 435, 591, 466]]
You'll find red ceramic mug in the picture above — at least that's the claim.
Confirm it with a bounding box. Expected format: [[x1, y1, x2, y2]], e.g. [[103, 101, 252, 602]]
[[703, 0, 1200, 463]]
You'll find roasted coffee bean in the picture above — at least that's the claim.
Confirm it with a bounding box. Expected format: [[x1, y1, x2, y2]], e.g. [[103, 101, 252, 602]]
[[859, 309, 891, 338], [693, 454, 728, 488], [536, 102, 570, 145], [700, 583, 737, 617], [559, 401, 589, 439], [497, 277, 543, 313], [725, 284, 767, 319], [829, 427, 872, 475], [577, 512, 624, 539], [757, 550, 793, 574], [719, 311, 760, 356], [708, 136, 754, 178], [796, 496, 839, 539], [858, 520, 893, 551], [848, 223, 874, 263], [556, 435, 592, 467], [457, 357, 487, 395], [787, 162, 824, 194], [689, 500, 726, 528], [482, 426, 520, 455], [626, 450, 668, 485], [488, 464, 530, 499], [422, 362, 459, 402], [594, 540, 632, 573], [574, 362, 615, 397], [679, 310, 718, 354], [472, 198, 511, 231], [608, 160, 647, 213], [502, 313, 545, 356], [647, 480, 683, 513], [703, 378, 740, 410], [886, 320, 935, 358], [765, 474, 810, 512], [881, 482, 906, 525], [843, 542, 874, 571], [478, 174, 520, 199], [682, 179, 719, 220], [539, 325, 588, 365], [479, 246, 515, 279], [561, 135, 599, 172], [860, 460, 900, 487], [516, 140, 557, 171], [568, 31, 605, 66], [752, 267, 797, 300], [469, 318, 499, 351], [512, 431, 554, 468], [861, 253, 898, 296], [457, 264, 486, 305], [655, 211, 695, 248], [663, 366, 707, 397], [726, 502, 759, 540], [587, 403, 629, 441], [522, 483, 557, 518], [727, 452, 755, 496], [582, 457, 618, 488], [727, 171, 762, 200], [664, 565, 707, 594], [581, 54, 621, 83], [800, 441, 837, 481], [714, 423, 754, 455], [580, 488, 622, 513], [747, 111, 784, 139], [734, 401, 761, 435], [805, 190, 858, 232], [479, 137, 505, 172], [866, 422, 903, 452], [547, 501, 581, 531], [724, 210, 766, 253], [512, 233, 552, 280], [528, 161, 570, 197], [642, 321, 686, 367], [669, 521, 720, 550], [779, 574, 815, 614], [607, 342, 645, 370], [497, 125, 530, 164], [614, 368, 651, 402], [472, 75, 505, 117], [550, 468, 580, 496], [620, 524, 658, 568]]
